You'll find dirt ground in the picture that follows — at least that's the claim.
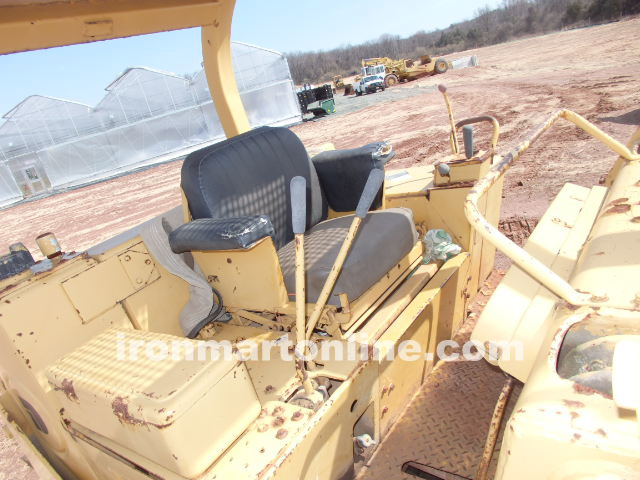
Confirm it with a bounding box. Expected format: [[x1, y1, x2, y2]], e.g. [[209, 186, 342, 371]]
[[1, 17, 639, 478]]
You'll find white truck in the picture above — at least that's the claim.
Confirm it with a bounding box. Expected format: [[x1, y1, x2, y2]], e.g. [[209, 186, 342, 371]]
[[353, 64, 386, 96]]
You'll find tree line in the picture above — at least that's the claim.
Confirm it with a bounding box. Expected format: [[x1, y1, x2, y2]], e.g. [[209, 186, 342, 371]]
[[285, 0, 640, 84]]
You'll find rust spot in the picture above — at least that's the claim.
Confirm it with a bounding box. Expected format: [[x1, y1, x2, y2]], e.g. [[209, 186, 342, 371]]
[[603, 203, 631, 215], [112, 397, 144, 426], [264, 385, 275, 394], [55, 379, 78, 402], [16, 332, 22, 337], [631, 217, 640, 223], [594, 251, 606, 255], [275, 428, 288, 440], [590, 294, 609, 303], [259, 448, 265, 453], [272, 416, 285, 427], [595, 428, 607, 437], [610, 197, 629, 205], [570, 411, 579, 420], [5, 299, 10, 304], [563, 400, 585, 409], [226, 258, 232, 264], [572, 382, 612, 398]]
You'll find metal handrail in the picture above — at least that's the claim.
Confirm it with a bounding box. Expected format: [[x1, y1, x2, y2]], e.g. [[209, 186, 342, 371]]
[[455, 115, 500, 152], [465, 109, 640, 307]]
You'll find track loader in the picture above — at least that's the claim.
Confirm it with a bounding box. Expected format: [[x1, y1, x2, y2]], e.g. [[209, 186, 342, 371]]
[[0, 2, 639, 480]]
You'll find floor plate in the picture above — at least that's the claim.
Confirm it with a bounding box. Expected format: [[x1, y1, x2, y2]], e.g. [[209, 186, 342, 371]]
[[358, 359, 522, 480]]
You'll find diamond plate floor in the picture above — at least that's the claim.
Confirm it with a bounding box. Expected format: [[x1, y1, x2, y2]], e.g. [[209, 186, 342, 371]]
[[358, 360, 522, 480]]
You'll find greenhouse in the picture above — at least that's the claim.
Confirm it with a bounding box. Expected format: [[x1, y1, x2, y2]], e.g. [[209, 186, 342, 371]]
[[0, 42, 301, 207]]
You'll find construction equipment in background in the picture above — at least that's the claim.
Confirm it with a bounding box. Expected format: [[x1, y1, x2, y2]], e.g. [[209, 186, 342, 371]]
[[333, 75, 354, 96], [297, 84, 336, 117], [363, 55, 450, 87], [2, 2, 640, 480]]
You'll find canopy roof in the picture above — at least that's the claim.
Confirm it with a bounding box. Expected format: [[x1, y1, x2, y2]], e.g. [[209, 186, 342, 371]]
[[0, 0, 230, 54]]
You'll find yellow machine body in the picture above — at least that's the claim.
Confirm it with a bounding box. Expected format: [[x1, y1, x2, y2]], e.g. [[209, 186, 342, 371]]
[[0, 2, 639, 480]]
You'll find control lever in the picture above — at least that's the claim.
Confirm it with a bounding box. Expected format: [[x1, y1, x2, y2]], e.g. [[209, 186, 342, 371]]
[[290, 176, 315, 395], [305, 168, 385, 339]]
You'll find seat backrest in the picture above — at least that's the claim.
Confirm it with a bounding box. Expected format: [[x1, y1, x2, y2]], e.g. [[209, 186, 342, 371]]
[[181, 127, 327, 249]]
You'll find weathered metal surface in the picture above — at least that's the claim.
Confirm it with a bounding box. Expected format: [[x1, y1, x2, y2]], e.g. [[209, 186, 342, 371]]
[[464, 109, 640, 309], [358, 360, 521, 480]]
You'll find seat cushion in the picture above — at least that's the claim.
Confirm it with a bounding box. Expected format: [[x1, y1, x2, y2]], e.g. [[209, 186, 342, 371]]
[[181, 126, 327, 249], [278, 208, 418, 305]]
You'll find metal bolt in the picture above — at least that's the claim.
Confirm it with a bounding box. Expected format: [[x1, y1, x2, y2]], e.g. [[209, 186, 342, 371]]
[[124, 255, 131, 262], [144, 259, 151, 265], [276, 428, 288, 440], [382, 406, 389, 416]]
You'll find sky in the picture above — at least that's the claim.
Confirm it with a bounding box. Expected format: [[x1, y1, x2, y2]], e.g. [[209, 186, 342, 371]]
[[0, 0, 500, 116]]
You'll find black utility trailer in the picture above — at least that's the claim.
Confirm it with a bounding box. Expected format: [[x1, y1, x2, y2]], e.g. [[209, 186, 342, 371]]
[[297, 84, 335, 117]]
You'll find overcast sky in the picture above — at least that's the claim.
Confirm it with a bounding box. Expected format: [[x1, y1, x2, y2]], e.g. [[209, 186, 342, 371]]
[[0, 0, 500, 116]]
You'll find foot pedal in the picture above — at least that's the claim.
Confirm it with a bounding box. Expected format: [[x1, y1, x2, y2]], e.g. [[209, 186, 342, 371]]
[[402, 462, 471, 480]]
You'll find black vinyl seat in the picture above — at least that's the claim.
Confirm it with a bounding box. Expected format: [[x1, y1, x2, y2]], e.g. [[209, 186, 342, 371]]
[[178, 126, 418, 305]]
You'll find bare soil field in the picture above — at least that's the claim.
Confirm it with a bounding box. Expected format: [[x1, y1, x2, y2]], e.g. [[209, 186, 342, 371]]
[[1, 18, 639, 477]]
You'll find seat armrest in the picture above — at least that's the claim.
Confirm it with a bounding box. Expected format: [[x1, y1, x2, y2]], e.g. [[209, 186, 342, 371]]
[[311, 142, 395, 212], [169, 216, 275, 253]]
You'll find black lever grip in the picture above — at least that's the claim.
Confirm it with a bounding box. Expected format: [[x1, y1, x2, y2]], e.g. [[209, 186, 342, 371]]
[[290, 176, 307, 234], [355, 169, 385, 218], [463, 125, 474, 159]]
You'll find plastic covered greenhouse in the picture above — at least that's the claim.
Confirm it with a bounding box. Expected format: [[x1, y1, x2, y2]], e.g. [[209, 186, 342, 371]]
[[0, 42, 302, 207]]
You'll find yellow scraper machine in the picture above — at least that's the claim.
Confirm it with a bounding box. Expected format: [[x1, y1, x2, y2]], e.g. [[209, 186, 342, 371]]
[[1, 2, 639, 480]]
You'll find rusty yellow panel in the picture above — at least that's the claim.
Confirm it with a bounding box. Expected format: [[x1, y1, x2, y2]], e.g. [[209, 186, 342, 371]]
[[193, 237, 289, 311], [62, 257, 136, 323], [472, 183, 600, 381], [378, 307, 431, 436], [572, 160, 640, 308], [270, 364, 379, 480], [117, 243, 160, 290]]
